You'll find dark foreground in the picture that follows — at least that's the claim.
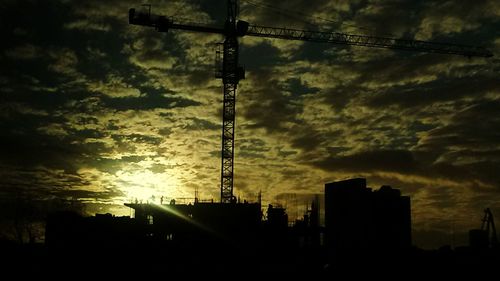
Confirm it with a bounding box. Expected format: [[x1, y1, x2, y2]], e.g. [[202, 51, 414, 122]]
[[2, 240, 499, 277]]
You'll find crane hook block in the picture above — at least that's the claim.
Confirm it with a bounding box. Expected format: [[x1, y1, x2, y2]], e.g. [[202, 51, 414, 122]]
[[129, 8, 147, 25], [129, 8, 171, 32]]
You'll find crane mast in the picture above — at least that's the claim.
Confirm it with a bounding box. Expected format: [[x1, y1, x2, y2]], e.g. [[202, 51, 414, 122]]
[[128, 1, 493, 204], [219, 0, 245, 203]]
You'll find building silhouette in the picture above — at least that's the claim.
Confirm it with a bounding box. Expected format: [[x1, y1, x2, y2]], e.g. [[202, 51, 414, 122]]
[[37, 177, 500, 274], [124, 200, 262, 251], [325, 178, 411, 263]]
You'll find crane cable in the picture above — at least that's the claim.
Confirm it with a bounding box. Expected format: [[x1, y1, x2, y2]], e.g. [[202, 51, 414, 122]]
[[241, 0, 319, 27], [240, 0, 395, 36]]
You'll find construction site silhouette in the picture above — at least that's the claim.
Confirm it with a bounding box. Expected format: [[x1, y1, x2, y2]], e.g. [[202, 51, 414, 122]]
[[1, 178, 498, 276], [1, 0, 497, 277]]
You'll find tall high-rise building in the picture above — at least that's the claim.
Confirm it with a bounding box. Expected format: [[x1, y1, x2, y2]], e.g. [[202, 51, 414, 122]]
[[325, 178, 411, 260]]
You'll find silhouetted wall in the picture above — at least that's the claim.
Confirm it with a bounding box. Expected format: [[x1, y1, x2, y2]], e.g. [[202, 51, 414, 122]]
[[325, 178, 411, 261]]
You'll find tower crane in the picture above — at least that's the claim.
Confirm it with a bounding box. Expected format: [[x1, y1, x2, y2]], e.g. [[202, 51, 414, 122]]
[[128, 0, 493, 204]]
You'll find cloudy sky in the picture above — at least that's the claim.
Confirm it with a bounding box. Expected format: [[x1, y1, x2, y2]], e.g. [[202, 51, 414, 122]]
[[1, 0, 499, 248]]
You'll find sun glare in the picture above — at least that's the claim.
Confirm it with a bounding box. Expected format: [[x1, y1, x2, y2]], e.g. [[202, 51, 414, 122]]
[[116, 169, 182, 203]]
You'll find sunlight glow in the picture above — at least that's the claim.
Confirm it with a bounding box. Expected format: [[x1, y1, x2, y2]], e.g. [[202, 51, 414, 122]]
[[116, 169, 182, 202], [154, 204, 215, 235]]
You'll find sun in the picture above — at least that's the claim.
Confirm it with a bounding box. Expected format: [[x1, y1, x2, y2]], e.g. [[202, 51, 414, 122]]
[[115, 169, 182, 203]]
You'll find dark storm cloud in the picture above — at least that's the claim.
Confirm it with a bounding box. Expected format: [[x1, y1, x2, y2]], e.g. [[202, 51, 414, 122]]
[[289, 41, 348, 63], [419, 100, 500, 151], [240, 0, 332, 27], [415, 110, 498, 164], [289, 126, 329, 153], [195, 0, 227, 24], [64, 0, 138, 33], [313, 149, 419, 174], [1, 1, 72, 46], [285, 78, 319, 97], [237, 137, 271, 159], [0, 128, 109, 174], [101, 92, 201, 111], [313, 146, 500, 192], [182, 117, 219, 130], [414, 100, 500, 188], [238, 150, 265, 159], [414, 0, 499, 40], [277, 148, 298, 158], [78, 33, 146, 82], [111, 134, 163, 145], [1, 108, 93, 171], [85, 157, 123, 175], [365, 67, 499, 109], [0, 167, 88, 197], [0, 75, 89, 111], [56, 188, 125, 201], [240, 40, 283, 69], [354, 52, 447, 83], [349, 0, 424, 37], [242, 70, 302, 132], [239, 138, 269, 152], [322, 85, 360, 111], [1, 0, 129, 83]]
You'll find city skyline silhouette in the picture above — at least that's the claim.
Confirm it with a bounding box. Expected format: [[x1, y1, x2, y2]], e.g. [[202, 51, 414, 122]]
[[2, 177, 498, 275], [0, 0, 499, 264]]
